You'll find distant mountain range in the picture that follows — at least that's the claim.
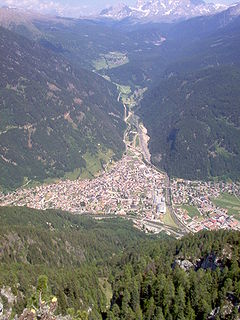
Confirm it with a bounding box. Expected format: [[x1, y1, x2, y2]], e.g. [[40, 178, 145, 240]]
[[100, 0, 228, 21]]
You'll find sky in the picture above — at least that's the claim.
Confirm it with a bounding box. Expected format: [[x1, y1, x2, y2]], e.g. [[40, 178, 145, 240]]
[[0, 0, 236, 17]]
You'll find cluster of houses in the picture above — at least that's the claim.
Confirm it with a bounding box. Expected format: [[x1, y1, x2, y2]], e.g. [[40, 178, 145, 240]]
[[0, 155, 166, 217], [171, 179, 240, 232], [1, 155, 240, 234]]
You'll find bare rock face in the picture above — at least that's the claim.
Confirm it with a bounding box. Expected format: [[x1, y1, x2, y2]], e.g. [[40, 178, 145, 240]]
[[18, 297, 59, 320], [0, 286, 17, 319], [100, 0, 227, 21], [175, 259, 195, 271]]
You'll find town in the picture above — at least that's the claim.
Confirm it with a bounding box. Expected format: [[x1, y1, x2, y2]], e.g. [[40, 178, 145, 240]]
[[171, 179, 240, 233], [0, 154, 166, 218], [0, 86, 240, 237], [1, 151, 240, 236]]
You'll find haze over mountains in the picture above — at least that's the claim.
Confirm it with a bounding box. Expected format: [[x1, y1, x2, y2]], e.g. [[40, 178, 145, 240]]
[[0, 1, 240, 189], [100, 0, 228, 21], [137, 3, 240, 180], [0, 2, 240, 319]]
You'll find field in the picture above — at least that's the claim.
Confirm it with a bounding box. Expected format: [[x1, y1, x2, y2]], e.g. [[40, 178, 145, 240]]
[[93, 51, 129, 71], [116, 84, 134, 105], [162, 207, 178, 228], [80, 149, 114, 179], [181, 204, 200, 218], [212, 192, 240, 220], [19, 149, 114, 189]]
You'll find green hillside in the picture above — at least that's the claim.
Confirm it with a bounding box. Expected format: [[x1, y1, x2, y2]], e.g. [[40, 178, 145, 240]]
[[0, 26, 125, 190], [139, 66, 240, 180], [135, 10, 240, 181], [0, 206, 148, 318], [0, 206, 239, 319]]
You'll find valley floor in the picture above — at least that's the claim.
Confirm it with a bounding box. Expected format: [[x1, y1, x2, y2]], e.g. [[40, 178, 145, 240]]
[[0, 84, 240, 238]]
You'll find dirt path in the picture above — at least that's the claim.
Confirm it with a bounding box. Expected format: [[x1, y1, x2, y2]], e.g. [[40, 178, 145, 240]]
[[138, 122, 151, 163]]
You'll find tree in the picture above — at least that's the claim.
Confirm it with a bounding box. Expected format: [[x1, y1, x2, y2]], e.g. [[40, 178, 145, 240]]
[[185, 300, 196, 320], [37, 275, 50, 302], [135, 304, 143, 320], [106, 311, 117, 320], [28, 275, 51, 309], [173, 285, 186, 318], [145, 297, 155, 320], [112, 304, 120, 318], [162, 278, 175, 309], [130, 280, 140, 311], [154, 307, 164, 320]]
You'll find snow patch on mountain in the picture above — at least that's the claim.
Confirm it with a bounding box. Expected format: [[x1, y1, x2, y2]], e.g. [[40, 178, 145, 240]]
[[100, 0, 228, 21]]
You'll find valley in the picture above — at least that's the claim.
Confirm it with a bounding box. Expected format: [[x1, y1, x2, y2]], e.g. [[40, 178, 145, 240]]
[[0, 82, 180, 237], [0, 2, 240, 319], [1, 22, 240, 235], [1, 81, 240, 237]]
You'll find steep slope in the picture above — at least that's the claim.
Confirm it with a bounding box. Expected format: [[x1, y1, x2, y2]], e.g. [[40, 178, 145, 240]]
[[164, 3, 240, 53], [0, 26, 125, 190], [139, 66, 240, 180], [0, 8, 179, 88], [0, 7, 44, 38], [0, 8, 134, 70], [104, 5, 240, 87], [107, 230, 240, 320], [0, 206, 239, 319], [138, 9, 240, 180], [0, 206, 148, 318]]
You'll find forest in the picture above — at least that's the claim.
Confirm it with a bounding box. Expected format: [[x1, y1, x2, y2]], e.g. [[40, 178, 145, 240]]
[[0, 206, 239, 319], [139, 66, 240, 180], [0, 26, 125, 190]]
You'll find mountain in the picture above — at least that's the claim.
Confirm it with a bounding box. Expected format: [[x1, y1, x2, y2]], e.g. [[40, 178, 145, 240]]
[[164, 3, 240, 47], [137, 7, 240, 181], [0, 206, 148, 318], [0, 26, 125, 190], [0, 7, 59, 38], [100, 0, 227, 22], [139, 66, 240, 180], [0, 206, 239, 319], [0, 8, 135, 70], [1, 6, 240, 184]]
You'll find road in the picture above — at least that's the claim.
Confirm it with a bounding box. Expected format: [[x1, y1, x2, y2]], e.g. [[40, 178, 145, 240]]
[[117, 84, 188, 236], [132, 113, 188, 234]]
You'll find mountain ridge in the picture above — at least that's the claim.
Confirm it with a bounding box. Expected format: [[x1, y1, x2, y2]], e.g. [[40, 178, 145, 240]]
[[100, 0, 228, 22]]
